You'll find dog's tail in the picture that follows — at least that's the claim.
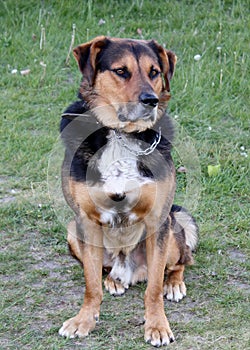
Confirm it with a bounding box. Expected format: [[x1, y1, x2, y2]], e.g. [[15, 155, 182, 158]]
[[170, 204, 198, 251]]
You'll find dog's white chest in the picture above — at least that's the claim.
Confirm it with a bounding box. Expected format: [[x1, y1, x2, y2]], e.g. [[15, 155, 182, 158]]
[[98, 130, 149, 195]]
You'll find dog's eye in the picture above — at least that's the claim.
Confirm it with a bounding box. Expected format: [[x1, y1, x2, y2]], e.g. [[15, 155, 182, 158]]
[[113, 67, 130, 79], [115, 68, 125, 75], [149, 68, 160, 79]]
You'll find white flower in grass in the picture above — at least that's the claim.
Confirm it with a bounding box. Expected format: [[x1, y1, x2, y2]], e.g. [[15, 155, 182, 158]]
[[194, 54, 201, 61], [40, 61, 46, 68], [98, 19, 106, 25], [239, 146, 247, 157], [20, 69, 31, 75]]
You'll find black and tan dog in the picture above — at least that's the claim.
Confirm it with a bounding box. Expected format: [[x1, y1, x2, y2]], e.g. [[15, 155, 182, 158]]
[[59, 36, 198, 347]]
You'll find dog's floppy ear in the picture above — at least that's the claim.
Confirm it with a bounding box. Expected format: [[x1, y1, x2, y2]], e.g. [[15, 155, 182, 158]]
[[73, 36, 109, 85], [149, 40, 177, 92]]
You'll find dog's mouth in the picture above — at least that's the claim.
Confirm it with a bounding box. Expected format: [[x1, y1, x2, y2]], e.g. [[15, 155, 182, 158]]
[[91, 101, 164, 133], [117, 103, 157, 123]]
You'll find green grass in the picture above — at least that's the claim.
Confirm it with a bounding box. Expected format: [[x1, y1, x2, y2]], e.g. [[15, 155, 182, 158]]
[[0, 0, 249, 349]]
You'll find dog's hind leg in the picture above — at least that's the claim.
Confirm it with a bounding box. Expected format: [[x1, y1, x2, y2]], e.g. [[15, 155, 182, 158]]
[[104, 252, 132, 296], [163, 206, 198, 302], [163, 264, 187, 302], [104, 241, 148, 296]]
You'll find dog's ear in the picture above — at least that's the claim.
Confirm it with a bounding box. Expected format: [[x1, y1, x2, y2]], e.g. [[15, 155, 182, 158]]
[[149, 40, 177, 92], [73, 36, 109, 85]]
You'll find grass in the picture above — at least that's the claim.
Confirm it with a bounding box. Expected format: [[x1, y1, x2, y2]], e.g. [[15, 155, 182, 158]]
[[0, 0, 249, 349]]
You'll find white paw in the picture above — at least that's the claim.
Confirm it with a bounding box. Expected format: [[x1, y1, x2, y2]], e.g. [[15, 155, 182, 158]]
[[144, 314, 175, 347], [59, 325, 76, 338], [59, 311, 98, 338], [104, 275, 129, 296], [163, 281, 187, 302]]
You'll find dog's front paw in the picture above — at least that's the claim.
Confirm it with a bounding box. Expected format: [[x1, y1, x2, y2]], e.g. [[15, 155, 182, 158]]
[[163, 281, 187, 302], [59, 309, 99, 338], [144, 314, 175, 347], [104, 275, 128, 296]]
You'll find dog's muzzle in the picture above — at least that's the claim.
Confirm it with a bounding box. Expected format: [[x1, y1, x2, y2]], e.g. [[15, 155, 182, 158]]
[[118, 94, 158, 123]]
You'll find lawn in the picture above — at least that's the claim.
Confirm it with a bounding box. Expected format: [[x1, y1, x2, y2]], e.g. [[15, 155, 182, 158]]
[[0, 0, 249, 349]]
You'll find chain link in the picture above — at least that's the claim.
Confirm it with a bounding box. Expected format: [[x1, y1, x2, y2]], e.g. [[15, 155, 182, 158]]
[[115, 127, 162, 156]]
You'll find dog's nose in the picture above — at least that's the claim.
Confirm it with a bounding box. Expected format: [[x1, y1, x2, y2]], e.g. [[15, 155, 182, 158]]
[[139, 93, 159, 107]]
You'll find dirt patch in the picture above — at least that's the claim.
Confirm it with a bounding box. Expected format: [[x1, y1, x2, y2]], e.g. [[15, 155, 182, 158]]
[[0, 196, 16, 204], [0, 176, 22, 204], [227, 280, 250, 293], [228, 249, 247, 263]]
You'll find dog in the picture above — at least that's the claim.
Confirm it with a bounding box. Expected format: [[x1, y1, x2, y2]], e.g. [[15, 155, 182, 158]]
[[59, 36, 198, 347]]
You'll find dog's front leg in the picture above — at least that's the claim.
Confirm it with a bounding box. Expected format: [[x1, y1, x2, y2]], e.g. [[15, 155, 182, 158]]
[[59, 217, 103, 338], [144, 222, 175, 347]]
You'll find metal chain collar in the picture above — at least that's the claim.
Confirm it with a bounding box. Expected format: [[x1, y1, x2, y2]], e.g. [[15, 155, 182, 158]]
[[61, 113, 162, 156], [114, 127, 162, 156]]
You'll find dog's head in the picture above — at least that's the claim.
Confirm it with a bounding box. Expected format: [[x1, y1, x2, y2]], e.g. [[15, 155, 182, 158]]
[[73, 36, 177, 132]]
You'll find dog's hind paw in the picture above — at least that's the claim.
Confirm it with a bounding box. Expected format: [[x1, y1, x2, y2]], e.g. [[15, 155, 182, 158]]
[[104, 275, 129, 296], [163, 281, 187, 302]]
